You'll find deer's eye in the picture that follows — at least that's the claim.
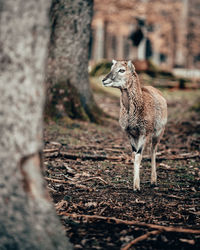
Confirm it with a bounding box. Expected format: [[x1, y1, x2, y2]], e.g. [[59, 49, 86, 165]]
[[118, 69, 125, 73]]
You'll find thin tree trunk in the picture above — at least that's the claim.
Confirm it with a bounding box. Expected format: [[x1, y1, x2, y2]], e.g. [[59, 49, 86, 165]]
[[46, 0, 103, 123], [0, 0, 72, 249]]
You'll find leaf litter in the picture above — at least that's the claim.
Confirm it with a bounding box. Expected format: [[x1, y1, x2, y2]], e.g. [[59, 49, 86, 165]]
[[44, 87, 200, 249]]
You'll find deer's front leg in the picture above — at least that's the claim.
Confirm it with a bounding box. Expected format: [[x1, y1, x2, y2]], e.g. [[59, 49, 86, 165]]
[[131, 136, 145, 191], [133, 152, 142, 191]]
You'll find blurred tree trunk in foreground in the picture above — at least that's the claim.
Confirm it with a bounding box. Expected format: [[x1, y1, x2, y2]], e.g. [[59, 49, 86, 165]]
[[46, 0, 102, 123], [0, 0, 72, 249]]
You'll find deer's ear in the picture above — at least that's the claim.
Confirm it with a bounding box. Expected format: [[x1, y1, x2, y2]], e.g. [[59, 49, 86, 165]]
[[112, 59, 117, 65], [128, 60, 135, 74]]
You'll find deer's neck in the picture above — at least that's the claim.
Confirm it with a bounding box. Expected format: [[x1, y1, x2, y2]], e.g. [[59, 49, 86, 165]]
[[120, 74, 143, 113]]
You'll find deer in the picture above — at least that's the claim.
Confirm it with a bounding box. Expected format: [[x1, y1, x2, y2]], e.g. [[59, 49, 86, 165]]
[[102, 60, 167, 191]]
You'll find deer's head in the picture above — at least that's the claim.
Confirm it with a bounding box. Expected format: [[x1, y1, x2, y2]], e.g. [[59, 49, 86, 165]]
[[102, 60, 135, 89]]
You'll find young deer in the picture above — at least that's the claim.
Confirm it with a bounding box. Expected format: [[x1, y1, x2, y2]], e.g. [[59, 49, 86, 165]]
[[102, 60, 167, 191]]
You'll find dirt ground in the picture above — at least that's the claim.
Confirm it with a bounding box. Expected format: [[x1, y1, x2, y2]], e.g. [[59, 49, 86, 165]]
[[44, 78, 200, 249]]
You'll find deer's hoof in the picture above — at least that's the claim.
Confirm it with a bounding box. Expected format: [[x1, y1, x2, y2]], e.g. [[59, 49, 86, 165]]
[[133, 183, 140, 192]]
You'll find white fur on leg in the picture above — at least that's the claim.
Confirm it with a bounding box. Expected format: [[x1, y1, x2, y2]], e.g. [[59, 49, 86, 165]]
[[133, 153, 141, 191], [151, 149, 157, 185]]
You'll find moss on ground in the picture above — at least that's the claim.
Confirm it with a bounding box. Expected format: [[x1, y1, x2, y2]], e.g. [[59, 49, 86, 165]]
[[90, 60, 112, 77], [45, 81, 89, 121], [45, 80, 107, 124]]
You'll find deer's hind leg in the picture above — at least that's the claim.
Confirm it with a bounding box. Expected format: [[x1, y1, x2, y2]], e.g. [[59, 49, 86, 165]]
[[151, 129, 164, 185]]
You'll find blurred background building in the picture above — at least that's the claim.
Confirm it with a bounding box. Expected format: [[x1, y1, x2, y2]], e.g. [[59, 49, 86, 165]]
[[90, 0, 200, 70]]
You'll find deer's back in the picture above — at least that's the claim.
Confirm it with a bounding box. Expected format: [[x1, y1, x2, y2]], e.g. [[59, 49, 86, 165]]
[[142, 86, 167, 134]]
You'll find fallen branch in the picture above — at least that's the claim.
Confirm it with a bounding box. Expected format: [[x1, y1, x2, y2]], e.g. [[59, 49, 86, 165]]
[[158, 163, 176, 171], [45, 177, 92, 191], [155, 192, 182, 200], [143, 152, 200, 162], [43, 143, 62, 154], [44, 150, 199, 162], [46, 151, 122, 162], [60, 213, 200, 234], [161, 152, 200, 161], [45, 177, 68, 184], [68, 144, 125, 150], [122, 230, 160, 250], [43, 148, 60, 153], [77, 176, 108, 185]]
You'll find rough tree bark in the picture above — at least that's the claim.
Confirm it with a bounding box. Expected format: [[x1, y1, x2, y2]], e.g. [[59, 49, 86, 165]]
[[46, 0, 103, 123], [0, 0, 72, 249]]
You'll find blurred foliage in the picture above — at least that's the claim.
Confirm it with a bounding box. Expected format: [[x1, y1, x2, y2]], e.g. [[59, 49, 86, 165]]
[[147, 59, 159, 73], [90, 60, 112, 77], [191, 101, 200, 113], [90, 59, 175, 80], [146, 60, 174, 79]]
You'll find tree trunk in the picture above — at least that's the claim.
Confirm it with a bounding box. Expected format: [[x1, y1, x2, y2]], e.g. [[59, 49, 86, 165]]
[[0, 0, 72, 249], [46, 0, 103, 123]]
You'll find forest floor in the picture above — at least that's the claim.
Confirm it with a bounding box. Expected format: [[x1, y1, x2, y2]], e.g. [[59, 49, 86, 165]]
[[44, 76, 200, 250]]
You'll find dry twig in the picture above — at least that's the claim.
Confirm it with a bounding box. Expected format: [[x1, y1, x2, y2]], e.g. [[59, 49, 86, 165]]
[[77, 176, 108, 185], [45, 177, 68, 184], [121, 230, 161, 250], [155, 192, 183, 200], [43, 148, 60, 153], [45, 177, 92, 191]]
